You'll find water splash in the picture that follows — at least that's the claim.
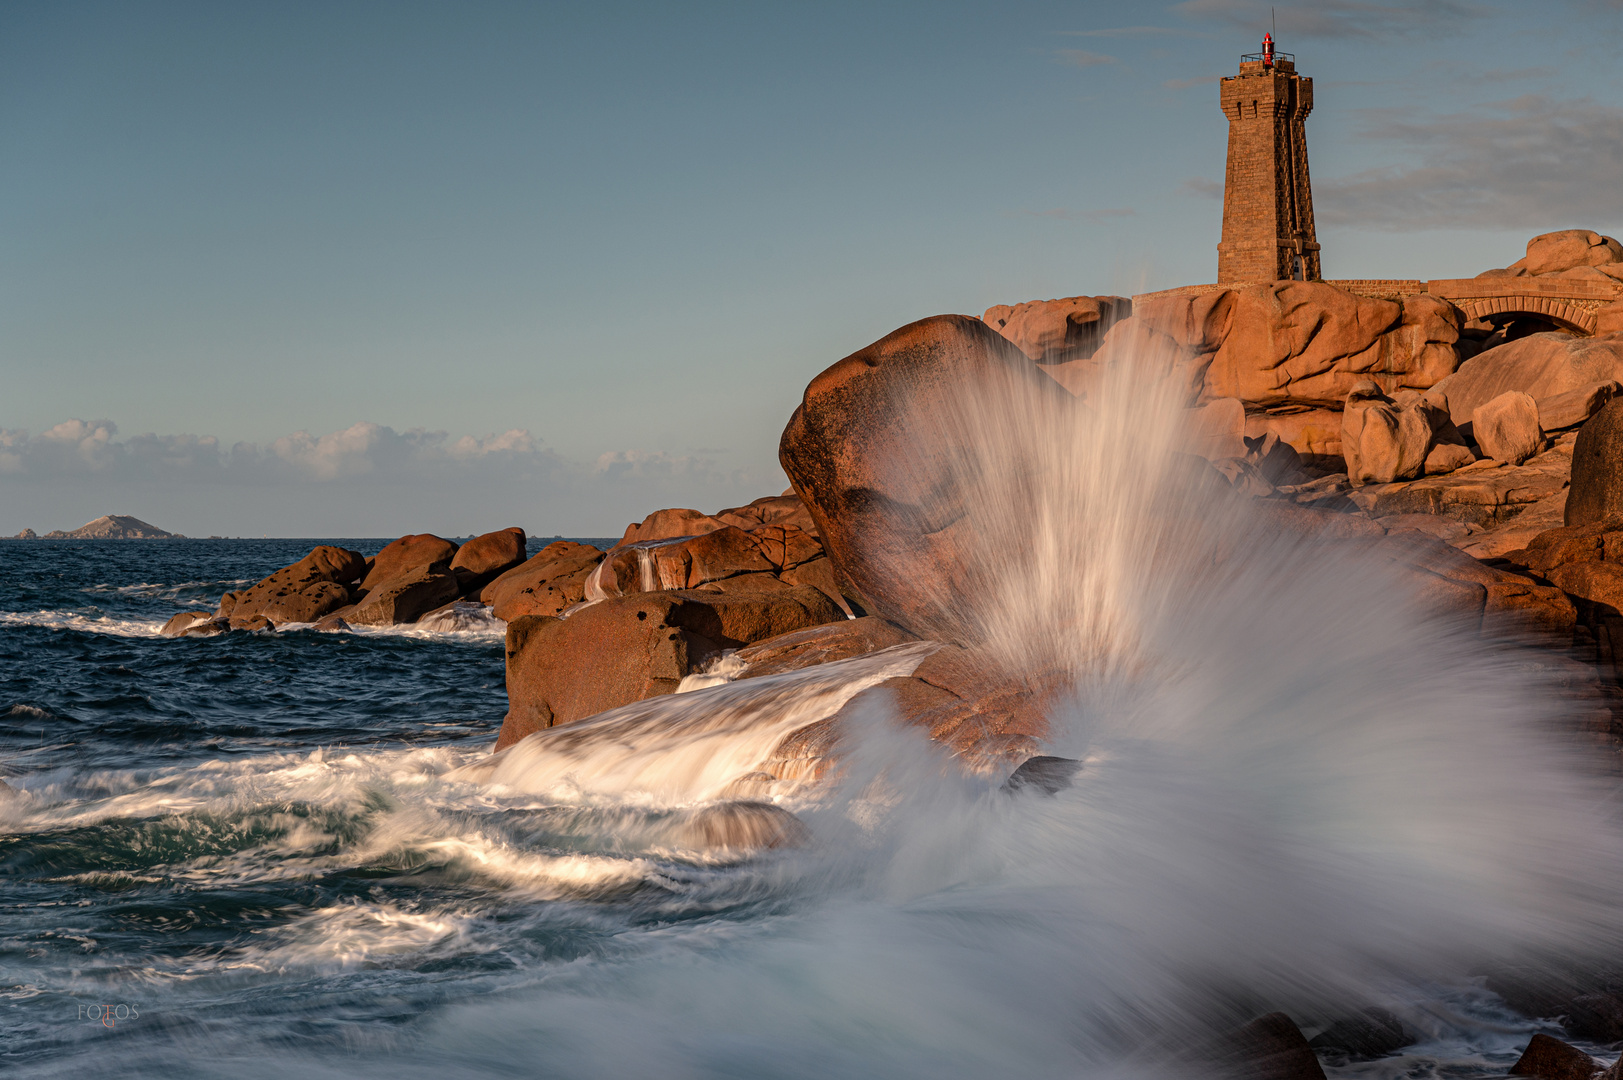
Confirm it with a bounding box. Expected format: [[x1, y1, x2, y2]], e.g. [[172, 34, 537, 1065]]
[[475, 643, 938, 806]]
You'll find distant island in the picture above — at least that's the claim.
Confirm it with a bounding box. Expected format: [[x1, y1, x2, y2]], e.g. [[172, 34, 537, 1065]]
[[12, 515, 185, 539]]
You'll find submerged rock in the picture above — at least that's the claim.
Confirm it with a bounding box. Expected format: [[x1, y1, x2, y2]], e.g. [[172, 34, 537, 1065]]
[[1001, 755, 1082, 796], [1307, 1008, 1416, 1061], [669, 801, 808, 851], [1219, 1013, 1328, 1080], [160, 611, 228, 637]]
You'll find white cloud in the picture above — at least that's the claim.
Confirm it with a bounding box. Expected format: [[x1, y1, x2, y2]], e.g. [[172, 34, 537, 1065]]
[[0, 419, 780, 537]]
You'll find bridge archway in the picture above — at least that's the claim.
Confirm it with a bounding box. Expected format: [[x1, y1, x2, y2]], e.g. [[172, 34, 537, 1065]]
[[1453, 295, 1597, 336]]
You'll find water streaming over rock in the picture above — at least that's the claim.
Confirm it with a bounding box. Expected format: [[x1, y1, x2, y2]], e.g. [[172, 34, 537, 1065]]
[[5, 355, 1623, 1078]]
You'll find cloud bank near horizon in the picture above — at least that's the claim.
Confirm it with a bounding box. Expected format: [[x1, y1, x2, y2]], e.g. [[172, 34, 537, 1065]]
[[0, 419, 781, 539]]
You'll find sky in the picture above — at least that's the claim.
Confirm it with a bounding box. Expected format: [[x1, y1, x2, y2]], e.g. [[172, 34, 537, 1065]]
[[3, 0, 1622, 538]]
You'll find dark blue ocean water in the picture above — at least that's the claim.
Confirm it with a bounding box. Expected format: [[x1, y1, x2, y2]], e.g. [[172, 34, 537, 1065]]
[[0, 538, 807, 1077]]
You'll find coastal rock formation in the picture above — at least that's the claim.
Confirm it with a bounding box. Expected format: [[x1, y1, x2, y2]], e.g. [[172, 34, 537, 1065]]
[[482, 540, 605, 622], [161, 611, 228, 637], [1524, 230, 1623, 277], [730, 617, 919, 679], [1340, 381, 1444, 485], [1430, 333, 1623, 431], [1508, 1033, 1599, 1080], [778, 313, 1070, 640], [1472, 391, 1542, 465], [615, 494, 819, 547], [497, 585, 842, 747], [981, 294, 1131, 363], [1568, 401, 1623, 527], [347, 533, 462, 626], [219, 545, 366, 628], [449, 527, 526, 592], [349, 566, 462, 626], [1203, 284, 1462, 408], [588, 525, 823, 598], [43, 515, 182, 539], [12, 528, 36, 539], [1087, 283, 1462, 411], [359, 533, 459, 592]]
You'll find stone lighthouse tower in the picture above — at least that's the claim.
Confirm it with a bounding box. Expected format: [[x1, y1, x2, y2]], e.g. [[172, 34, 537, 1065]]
[[1217, 33, 1319, 283]]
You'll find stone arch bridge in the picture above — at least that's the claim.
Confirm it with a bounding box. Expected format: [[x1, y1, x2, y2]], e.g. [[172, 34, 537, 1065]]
[[1330, 276, 1619, 335], [1137, 276, 1621, 336]]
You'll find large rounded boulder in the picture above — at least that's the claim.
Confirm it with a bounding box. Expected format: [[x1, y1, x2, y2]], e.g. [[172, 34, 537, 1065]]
[[1430, 332, 1623, 431], [778, 314, 1070, 641], [1568, 400, 1623, 527], [350, 533, 462, 626], [450, 527, 527, 593]]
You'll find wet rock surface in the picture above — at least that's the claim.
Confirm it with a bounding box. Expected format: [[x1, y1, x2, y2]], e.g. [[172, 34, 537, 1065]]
[[779, 313, 1072, 641]]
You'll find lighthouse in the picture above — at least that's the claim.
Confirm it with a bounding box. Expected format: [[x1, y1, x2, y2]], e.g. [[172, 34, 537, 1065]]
[[1216, 34, 1320, 283]]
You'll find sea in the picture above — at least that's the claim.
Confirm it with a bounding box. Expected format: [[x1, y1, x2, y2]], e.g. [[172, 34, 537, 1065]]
[[2, 530, 1621, 1077]]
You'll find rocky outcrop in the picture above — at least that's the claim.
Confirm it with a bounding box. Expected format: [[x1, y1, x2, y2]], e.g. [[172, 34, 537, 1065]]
[[450, 527, 526, 593], [1431, 333, 1623, 431], [1524, 230, 1623, 277], [218, 545, 367, 628], [616, 495, 820, 547], [981, 294, 1131, 363], [1568, 402, 1623, 527], [43, 515, 182, 539], [497, 585, 843, 748], [1244, 408, 1345, 467], [1207, 285, 1461, 408], [779, 314, 1071, 641], [160, 611, 228, 637], [1221, 1013, 1329, 1080], [732, 617, 919, 680], [588, 525, 824, 598], [482, 541, 605, 622], [1094, 283, 1462, 411], [1508, 1033, 1600, 1080], [347, 533, 462, 626], [1341, 382, 1446, 485], [359, 534, 458, 592], [618, 508, 730, 546], [349, 566, 462, 626], [12, 528, 36, 539], [715, 493, 819, 535], [1473, 391, 1543, 465]]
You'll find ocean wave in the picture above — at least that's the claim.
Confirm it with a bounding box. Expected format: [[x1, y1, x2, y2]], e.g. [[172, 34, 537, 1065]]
[[0, 610, 167, 637]]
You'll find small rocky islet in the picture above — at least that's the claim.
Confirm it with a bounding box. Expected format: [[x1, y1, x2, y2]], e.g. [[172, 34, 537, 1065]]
[[150, 228, 1623, 1075]]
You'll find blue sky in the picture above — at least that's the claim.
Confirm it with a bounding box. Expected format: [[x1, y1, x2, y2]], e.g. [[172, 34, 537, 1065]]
[[3, 0, 1621, 537]]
